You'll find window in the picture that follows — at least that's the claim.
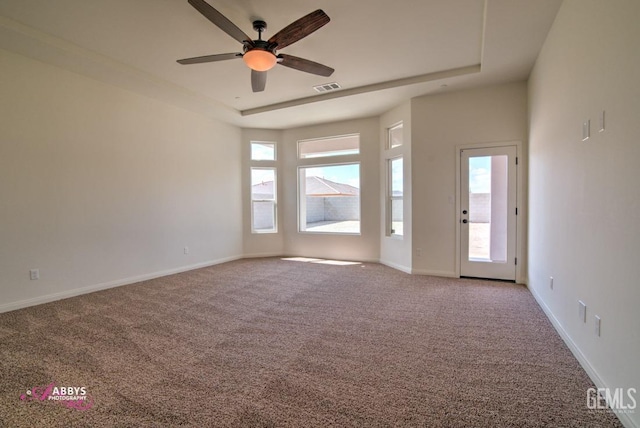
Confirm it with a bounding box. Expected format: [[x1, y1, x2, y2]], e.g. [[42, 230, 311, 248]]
[[385, 122, 403, 236], [298, 134, 361, 234], [251, 142, 276, 161], [250, 140, 277, 234], [388, 123, 403, 149], [388, 157, 403, 236], [299, 163, 360, 234], [298, 134, 359, 159], [251, 168, 276, 233]]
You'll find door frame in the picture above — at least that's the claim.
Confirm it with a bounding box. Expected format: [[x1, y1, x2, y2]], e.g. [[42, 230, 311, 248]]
[[455, 141, 525, 283]]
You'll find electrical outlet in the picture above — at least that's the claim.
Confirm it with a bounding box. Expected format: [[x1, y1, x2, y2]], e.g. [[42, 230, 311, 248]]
[[184, 246, 189, 255], [416, 248, 423, 257], [29, 269, 40, 280], [550, 276, 554, 290], [578, 300, 587, 323], [595, 315, 601, 337]]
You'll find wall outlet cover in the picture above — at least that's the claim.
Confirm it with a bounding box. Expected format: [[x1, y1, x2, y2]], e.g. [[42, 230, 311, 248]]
[[582, 120, 590, 141], [578, 300, 587, 323]]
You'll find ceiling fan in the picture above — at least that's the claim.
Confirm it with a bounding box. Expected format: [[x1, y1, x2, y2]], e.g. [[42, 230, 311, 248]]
[[177, 0, 335, 92]]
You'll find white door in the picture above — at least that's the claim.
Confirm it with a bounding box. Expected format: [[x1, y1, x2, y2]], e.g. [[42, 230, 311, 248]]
[[460, 146, 517, 281]]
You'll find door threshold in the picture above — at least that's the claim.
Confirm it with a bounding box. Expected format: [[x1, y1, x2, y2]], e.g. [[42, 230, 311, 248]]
[[460, 276, 516, 283]]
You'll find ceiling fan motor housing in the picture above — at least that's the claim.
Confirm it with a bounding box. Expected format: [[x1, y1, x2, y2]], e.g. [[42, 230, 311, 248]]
[[252, 20, 267, 34], [244, 39, 273, 54]]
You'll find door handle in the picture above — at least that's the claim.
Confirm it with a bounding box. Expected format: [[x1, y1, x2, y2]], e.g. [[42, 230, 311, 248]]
[[462, 219, 468, 224], [462, 210, 468, 215]]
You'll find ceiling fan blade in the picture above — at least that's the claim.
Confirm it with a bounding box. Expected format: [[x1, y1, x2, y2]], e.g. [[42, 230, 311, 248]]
[[188, 0, 252, 44], [267, 9, 330, 50], [177, 52, 242, 65], [278, 54, 334, 77], [251, 70, 267, 92]]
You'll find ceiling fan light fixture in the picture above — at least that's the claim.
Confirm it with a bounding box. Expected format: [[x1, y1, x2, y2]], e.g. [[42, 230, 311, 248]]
[[243, 49, 277, 71]]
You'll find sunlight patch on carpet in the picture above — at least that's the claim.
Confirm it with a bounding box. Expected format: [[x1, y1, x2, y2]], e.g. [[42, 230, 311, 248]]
[[281, 257, 361, 266]]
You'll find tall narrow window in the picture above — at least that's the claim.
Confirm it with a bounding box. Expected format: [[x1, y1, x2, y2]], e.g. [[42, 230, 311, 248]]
[[388, 157, 403, 236], [250, 141, 277, 234], [251, 168, 276, 233]]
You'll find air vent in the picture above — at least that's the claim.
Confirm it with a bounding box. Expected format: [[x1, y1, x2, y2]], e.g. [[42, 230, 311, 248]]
[[313, 82, 341, 93]]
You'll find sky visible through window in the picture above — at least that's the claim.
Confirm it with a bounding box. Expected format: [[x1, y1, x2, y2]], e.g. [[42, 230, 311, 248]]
[[255, 155, 488, 192], [469, 156, 491, 193], [304, 164, 360, 188], [251, 168, 274, 185], [251, 142, 275, 161], [254, 158, 486, 191], [391, 158, 403, 195]]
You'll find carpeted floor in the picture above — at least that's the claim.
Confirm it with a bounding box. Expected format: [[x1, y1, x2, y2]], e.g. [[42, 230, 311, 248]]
[[0, 258, 623, 427]]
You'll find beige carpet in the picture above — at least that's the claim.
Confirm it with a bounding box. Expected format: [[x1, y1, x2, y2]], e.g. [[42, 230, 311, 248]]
[[0, 258, 623, 427]]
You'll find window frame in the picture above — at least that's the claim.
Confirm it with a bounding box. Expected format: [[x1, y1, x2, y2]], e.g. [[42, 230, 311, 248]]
[[387, 122, 403, 149], [249, 139, 278, 234], [251, 167, 277, 234], [387, 156, 404, 238], [298, 133, 360, 159], [250, 141, 277, 161], [297, 133, 362, 236]]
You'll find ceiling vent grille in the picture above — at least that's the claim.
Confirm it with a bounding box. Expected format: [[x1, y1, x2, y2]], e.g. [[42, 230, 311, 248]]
[[313, 82, 341, 93]]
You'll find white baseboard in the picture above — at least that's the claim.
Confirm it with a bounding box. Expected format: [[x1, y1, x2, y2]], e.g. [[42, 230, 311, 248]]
[[242, 252, 285, 259], [528, 285, 637, 428], [411, 268, 458, 278], [379, 259, 412, 274], [0, 255, 243, 314]]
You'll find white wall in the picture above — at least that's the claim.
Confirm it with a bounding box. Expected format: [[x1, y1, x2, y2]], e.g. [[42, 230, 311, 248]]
[[242, 128, 285, 258], [281, 117, 380, 262], [411, 82, 528, 277], [528, 1, 640, 426], [0, 49, 243, 312], [380, 102, 412, 273]]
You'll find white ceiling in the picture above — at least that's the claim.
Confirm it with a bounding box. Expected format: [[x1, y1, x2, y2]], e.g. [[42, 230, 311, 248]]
[[0, 0, 562, 129]]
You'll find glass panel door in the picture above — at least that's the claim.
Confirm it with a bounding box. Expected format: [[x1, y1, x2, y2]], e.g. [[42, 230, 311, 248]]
[[460, 146, 517, 280]]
